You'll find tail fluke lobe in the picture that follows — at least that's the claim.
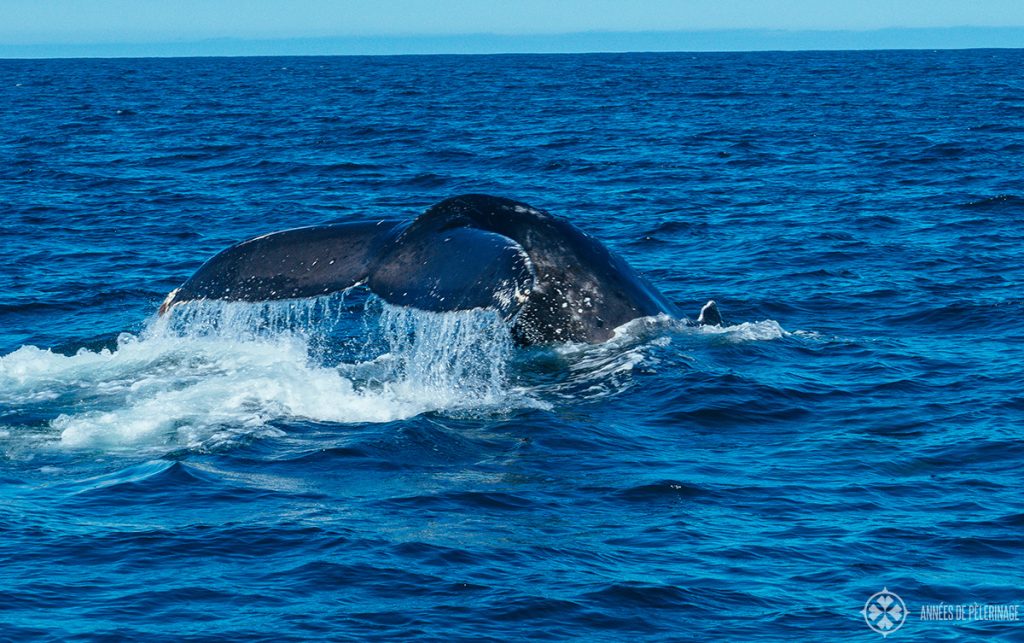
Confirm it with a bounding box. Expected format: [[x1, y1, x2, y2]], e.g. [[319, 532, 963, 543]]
[[159, 221, 398, 314], [368, 227, 535, 319], [157, 220, 535, 321]]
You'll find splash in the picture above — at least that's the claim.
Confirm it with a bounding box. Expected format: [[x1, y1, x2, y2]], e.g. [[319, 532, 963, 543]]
[[0, 292, 790, 454], [0, 295, 527, 453], [693, 319, 788, 342], [514, 314, 791, 401], [153, 294, 353, 341], [357, 301, 516, 408]]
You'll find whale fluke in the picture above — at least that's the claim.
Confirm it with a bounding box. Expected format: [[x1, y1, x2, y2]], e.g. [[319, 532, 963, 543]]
[[160, 195, 685, 344], [368, 226, 534, 319], [160, 221, 398, 312]]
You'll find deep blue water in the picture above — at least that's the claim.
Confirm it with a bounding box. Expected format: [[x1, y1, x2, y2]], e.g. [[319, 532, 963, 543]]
[[1, 50, 1023, 641]]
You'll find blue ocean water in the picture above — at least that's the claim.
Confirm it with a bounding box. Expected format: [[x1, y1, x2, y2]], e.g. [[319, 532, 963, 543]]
[[1, 50, 1022, 641]]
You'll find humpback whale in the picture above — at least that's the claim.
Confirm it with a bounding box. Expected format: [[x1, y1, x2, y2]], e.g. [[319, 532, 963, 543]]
[[159, 194, 716, 344]]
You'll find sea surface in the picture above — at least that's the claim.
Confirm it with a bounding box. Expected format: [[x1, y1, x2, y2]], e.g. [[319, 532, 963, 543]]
[[1, 50, 1022, 641]]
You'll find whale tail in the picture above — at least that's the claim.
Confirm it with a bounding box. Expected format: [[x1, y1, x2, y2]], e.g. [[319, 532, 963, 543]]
[[157, 195, 682, 344], [157, 221, 397, 314], [697, 300, 722, 326], [157, 218, 535, 321]]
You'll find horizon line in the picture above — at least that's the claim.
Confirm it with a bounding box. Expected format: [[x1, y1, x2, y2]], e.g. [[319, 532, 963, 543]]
[[3, 26, 1024, 60]]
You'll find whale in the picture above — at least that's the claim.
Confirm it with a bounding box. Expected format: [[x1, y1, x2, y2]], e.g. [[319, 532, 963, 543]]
[[159, 194, 718, 344]]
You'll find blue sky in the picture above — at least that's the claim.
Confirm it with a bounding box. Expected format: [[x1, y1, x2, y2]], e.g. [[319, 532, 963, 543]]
[[2, 0, 1024, 56]]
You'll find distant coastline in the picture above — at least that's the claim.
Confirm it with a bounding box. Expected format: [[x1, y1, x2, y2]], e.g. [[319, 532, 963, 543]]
[[2, 26, 1023, 59]]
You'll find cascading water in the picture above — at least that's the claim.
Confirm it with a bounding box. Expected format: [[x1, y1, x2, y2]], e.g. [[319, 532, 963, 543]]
[[361, 301, 515, 408]]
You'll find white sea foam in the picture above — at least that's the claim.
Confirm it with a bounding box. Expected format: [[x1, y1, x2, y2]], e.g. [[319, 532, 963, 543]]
[[540, 315, 676, 399], [0, 296, 789, 453], [694, 319, 789, 341], [602, 313, 788, 344], [0, 296, 531, 452], [532, 313, 788, 399]]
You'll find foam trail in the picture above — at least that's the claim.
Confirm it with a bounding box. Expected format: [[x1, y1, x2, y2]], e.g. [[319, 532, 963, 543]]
[[530, 315, 676, 400]]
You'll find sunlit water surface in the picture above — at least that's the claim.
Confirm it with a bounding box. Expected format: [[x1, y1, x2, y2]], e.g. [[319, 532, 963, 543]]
[[1, 51, 1022, 641]]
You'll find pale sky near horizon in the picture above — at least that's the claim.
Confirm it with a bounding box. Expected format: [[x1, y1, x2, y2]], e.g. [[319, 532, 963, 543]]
[[4, 0, 1024, 45]]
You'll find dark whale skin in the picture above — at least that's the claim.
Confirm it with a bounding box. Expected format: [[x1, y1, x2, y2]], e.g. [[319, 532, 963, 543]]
[[160, 194, 678, 344]]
